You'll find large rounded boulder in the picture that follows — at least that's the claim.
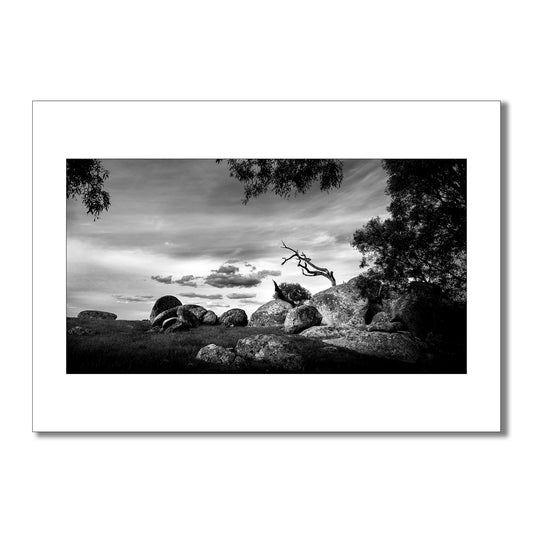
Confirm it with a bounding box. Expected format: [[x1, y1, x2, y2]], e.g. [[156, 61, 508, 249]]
[[283, 305, 322, 334], [154, 306, 200, 329], [219, 308, 248, 327], [202, 310, 218, 325], [249, 300, 293, 327], [151, 306, 179, 328], [78, 310, 117, 320], [161, 317, 179, 331], [175, 306, 201, 327], [196, 344, 236, 365], [235, 334, 304, 371], [149, 295, 182, 324], [323, 330, 424, 363], [308, 278, 368, 327], [298, 325, 353, 339], [181, 304, 208, 321]]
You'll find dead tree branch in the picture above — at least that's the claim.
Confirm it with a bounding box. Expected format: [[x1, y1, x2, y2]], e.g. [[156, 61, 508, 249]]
[[280, 241, 336, 286]]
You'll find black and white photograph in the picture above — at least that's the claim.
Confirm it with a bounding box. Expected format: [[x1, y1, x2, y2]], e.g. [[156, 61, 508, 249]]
[[67, 158, 467, 374]]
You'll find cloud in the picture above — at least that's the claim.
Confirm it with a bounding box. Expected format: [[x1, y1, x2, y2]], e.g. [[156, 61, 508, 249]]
[[214, 264, 239, 274], [204, 273, 261, 288], [151, 275, 173, 284], [151, 274, 198, 287], [227, 293, 256, 299], [174, 274, 198, 287], [113, 294, 154, 303], [204, 263, 281, 288], [179, 292, 223, 300]]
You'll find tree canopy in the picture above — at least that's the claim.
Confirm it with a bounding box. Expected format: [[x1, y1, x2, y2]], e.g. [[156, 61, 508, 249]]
[[217, 159, 343, 204], [352, 160, 466, 301], [66, 159, 110, 219]]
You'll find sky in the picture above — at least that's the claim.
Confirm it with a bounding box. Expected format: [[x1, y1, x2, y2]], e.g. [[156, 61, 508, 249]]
[[67, 159, 389, 320]]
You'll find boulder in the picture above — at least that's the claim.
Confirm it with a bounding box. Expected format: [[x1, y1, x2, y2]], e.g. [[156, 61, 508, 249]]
[[235, 334, 304, 371], [283, 305, 322, 334], [161, 317, 178, 331], [249, 299, 293, 327], [77, 310, 117, 320], [309, 278, 368, 326], [151, 306, 179, 328], [390, 282, 442, 339], [156, 306, 199, 329], [196, 344, 236, 365], [175, 306, 201, 327], [149, 295, 182, 324], [323, 330, 424, 363], [219, 308, 248, 327], [182, 304, 208, 321], [202, 310, 218, 325], [299, 325, 354, 339]]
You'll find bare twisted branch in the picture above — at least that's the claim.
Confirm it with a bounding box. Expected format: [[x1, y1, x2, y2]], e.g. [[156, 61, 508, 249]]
[[281, 242, 336, 286]]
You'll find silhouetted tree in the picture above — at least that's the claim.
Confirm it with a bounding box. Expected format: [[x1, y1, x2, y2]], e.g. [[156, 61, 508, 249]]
[[67, 159, 110, 219], [352, 160, 466, 301], [217, 159, 343, 204]]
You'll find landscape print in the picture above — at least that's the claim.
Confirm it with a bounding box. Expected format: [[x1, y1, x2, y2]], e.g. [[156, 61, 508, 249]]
[[67, 159, 466, 373]]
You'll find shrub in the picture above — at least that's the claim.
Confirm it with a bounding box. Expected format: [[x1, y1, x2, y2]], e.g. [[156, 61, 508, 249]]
[[274, 282, 312, 306]]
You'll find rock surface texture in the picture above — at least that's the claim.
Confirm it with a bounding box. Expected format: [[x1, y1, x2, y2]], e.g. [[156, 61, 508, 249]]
[[151, 306, 179, 328], [283, 305, 322, 334], [161, 317, 178, 331], [249, 299, 293, 327], [202, 310, 218, 325], [235, 334, 304, 371], [149, 296, 182, 324], [175, 306, 201, 328], [367, 321, 404, 333], [309, 278, 368, 326], [181, 304, 208, 321], [196, 344, 237, 365], [219, 308, 248, 327], [77, 310, 117, 320], [323, 331, 424, 363], [299, 325, 354, 339]]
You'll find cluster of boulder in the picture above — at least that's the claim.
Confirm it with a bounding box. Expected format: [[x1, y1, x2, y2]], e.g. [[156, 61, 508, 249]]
[[72, 276, 464, 370], [249, 299, 323, 334], [194, 277, 463, 368], [147, 295, 248, 333], [196, 334, 306, 371]]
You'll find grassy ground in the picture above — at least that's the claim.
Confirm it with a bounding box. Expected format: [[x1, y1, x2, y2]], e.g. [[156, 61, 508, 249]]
[[67, 318, 465, 374]]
